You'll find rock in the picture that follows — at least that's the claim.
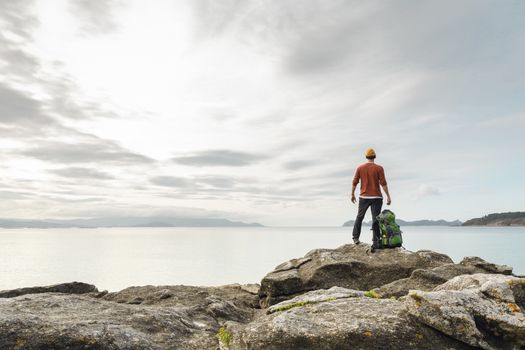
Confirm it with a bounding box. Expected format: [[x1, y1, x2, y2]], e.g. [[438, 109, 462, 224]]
[[239, 283, 260, 295], [266, 286, 366, 314], [0, 284, 261, 350], [227, 287, 474, 350], [0, 248, 519, 350], [0, 281, 98, 298], [128, 296, 144, 304], [89, 290, 109, 298], [102, 284, 260, 311], [206, 296, 248, 323], [0, 293, 215, 349], [405, 274, 525, 350], [459, 256, 513, 275], [157, 289, 175, 299], [259, 244, 453, 307], [375, 256, 514, 298]]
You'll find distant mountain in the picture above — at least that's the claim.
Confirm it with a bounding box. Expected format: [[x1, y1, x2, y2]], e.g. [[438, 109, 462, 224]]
[[0, 219, 71, 229], [462, 212, 525, 226], [398, 219, 462, 226], [342, 218, 462, 227], [0, 217, 263, 228], [342, 220, 361, 227]]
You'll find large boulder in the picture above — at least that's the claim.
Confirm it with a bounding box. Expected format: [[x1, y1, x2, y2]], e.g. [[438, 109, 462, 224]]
[[0, 284, 260, 350], [0, 281, 98, 298], [259, 244, 453, 307], [375, 256, 513, 298], [226, 287, 475, 350], [405, 274, 525, 350]]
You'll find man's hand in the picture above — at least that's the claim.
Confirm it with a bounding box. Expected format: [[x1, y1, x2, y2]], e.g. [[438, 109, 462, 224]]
[[381, 184, 391, 206], [351, 194, 356, 204]]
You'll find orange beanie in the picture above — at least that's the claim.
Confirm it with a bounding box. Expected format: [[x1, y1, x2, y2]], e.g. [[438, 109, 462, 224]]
[[365, 148, 376, 158]]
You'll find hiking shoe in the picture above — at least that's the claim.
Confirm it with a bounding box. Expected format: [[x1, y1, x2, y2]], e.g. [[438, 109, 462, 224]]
[[370, 246, 376, 253], [353, 238, 360, 245]]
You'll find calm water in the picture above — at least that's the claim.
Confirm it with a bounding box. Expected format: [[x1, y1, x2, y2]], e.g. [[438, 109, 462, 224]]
[[0, 226, 523, 292]]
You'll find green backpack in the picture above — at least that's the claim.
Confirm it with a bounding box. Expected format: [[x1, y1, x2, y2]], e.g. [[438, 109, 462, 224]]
[[377, 209, 403, 248]]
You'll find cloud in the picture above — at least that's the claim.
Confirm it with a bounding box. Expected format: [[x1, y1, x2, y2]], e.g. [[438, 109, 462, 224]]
[[68, 0, 122, 35], [188, 1, 378, 74], [20, 140, 154, 165], [194, 175, 237, 189], [0, 84, 51, 126], [0, 83, 154, 173], [0, 1, 523, 225], [44, 74, 121, 121], [40, 194, 107, 204], [0, 34, 40, 78], [189, 0, 248, 38], [150, 176, 194, 189], [282, 2, 378, 76], [283, 160, 316, 171], [150, 175, 255, 191], [171, 150, 267, 167], [415, 184, 441, 199], [0, 2, 120, 138], [149, 171, 344, 203], [0, 83, 78, 139], [280, 1, 524, 77], [0, 190, 31, 200], [0, 0, 122, 126], [50, 167, 115, 180], [204, 106, 238, 122], [0, 1, 40, 78]]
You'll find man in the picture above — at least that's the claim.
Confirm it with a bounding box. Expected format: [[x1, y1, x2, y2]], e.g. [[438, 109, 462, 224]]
[[351, 148, 391, 251]]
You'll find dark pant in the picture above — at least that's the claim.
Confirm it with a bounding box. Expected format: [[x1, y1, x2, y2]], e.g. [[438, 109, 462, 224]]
[[352, 198, 383, 246]]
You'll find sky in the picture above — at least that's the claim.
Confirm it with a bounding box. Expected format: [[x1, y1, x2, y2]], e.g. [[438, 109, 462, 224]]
[[0, 0, 524, 226]]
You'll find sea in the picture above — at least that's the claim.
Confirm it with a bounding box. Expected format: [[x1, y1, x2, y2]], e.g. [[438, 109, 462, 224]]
[[0, 226, 523, 292]]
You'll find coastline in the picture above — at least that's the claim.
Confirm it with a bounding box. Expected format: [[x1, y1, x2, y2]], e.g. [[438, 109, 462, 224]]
[[1, 244, 523, 349]]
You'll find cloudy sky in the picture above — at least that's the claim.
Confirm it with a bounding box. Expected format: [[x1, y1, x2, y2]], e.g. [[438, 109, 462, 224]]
[[0, 0, 523, 226]]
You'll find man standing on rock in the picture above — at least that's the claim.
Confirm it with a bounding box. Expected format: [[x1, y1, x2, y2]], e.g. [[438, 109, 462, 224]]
[[351, 148, 391, 251]]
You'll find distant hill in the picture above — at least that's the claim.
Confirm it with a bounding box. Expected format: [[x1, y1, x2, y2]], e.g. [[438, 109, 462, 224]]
[[398, 219, 462, 226], [343, 218, 462, 227], [0, 219, 71, 229], [0, 217, 263, 229], [462, 212, 525, 226]]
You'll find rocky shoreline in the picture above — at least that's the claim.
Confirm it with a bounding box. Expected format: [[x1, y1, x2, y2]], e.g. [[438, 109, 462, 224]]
[[1, 244, 524, 349]]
